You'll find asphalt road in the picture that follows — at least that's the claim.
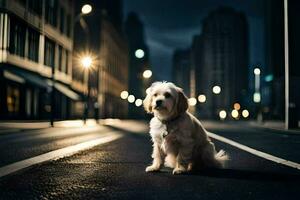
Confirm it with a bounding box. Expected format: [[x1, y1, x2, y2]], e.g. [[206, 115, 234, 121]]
[[0, 121, 299, 199]]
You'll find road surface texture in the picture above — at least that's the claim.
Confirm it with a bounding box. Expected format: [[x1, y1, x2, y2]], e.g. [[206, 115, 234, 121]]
[[0, 120, 299, 199]]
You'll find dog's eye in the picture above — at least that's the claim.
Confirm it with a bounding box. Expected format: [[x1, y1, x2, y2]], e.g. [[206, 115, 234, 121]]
[[153, 93, 158, 97], [164, 92, 171, 98]]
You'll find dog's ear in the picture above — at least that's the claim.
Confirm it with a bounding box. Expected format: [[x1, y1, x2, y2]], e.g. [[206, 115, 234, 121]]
[[143, 87, 153, 113], [176, 87, 188, 114]]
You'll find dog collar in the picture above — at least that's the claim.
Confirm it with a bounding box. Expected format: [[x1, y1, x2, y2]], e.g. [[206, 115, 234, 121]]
[[159, 114, 182, 125]]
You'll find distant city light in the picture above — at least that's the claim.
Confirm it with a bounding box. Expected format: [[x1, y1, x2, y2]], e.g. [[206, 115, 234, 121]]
[[219, 110, 227, 120], [231, 109, 239, 119], [135, 49, 145, 58], [81, 56, 92, 68], [198, 94, 206, 103], [233, 103, 241, 110], [212, 85, 221, 94], [128, 95, 135, 103], [265, 74, 273, 82], [253, 92, 261, 103], [188, 98, 197, 106], [135, 99, 143, 107], [242, 109, 250, 118], [81, 4, 92, 14], [120, 91, 129, 99], [254, 68, 261, 75], [143, 70, 152, 79]]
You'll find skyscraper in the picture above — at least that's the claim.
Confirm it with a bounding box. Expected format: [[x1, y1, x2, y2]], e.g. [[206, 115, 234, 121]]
[[193, 7, 249, 118], [125, 12, 149, 118]]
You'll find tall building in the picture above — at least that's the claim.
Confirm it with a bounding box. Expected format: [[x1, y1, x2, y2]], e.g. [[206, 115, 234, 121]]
[[193, 7, 249, 118], [0, 0, 77, 120], [72, 0, 129, 119], [124, 12, 150, 118], [172, 49, 192, 97]]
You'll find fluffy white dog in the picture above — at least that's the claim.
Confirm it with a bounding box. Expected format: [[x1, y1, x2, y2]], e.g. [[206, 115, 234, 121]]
[[143, 81, 228, 175]]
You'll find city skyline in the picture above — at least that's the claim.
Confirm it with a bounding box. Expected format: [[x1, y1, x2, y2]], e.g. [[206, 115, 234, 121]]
[[124, 0, 265, 81]]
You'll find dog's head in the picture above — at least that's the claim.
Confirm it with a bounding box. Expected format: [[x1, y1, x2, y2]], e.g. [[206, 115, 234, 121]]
[[143, 82, 188, 120]]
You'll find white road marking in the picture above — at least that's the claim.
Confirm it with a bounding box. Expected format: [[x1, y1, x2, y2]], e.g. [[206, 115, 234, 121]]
[[207, 131, 300, 170], [0, 132, 123, 178]]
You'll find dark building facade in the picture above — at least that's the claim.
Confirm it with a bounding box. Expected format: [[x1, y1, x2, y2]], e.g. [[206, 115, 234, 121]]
[[172, 49, 192, 97], [193, 7, 249, 118], [0, 0, 77, 120], [264, 0, 300, 126], [124, 12, 150, 118], [72, 0, 128, 119]]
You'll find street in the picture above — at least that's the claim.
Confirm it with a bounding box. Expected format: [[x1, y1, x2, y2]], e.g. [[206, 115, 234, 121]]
[[0, 120, 299, 199]]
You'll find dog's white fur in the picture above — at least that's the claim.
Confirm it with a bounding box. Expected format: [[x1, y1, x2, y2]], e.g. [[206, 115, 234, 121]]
[[144, 81, 228, 174]]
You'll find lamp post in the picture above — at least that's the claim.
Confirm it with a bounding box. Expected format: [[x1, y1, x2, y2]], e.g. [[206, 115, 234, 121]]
[[253, 67, 262, 122], [50, 4, 93, 127], [81, 56, 92, 124]]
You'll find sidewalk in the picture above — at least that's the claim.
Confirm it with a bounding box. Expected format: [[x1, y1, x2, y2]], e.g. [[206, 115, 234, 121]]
[[249, 120, 300, 134], [0, 119, 99, 131]]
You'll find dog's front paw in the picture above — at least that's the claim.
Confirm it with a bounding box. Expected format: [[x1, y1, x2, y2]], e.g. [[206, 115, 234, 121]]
[[172, 167, 187, 175], [145, 165, 160, 172]]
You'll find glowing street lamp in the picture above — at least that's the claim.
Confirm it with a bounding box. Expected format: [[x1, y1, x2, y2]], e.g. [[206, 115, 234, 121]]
[[231, 109, 239, 119], [233, 103, 241, 111], [254, 68, 261, 75], [242, 109, 250, 118], [81, 4, 92, 14], [212, 85, 221, 94], [143, 70, 152, 79], [81, 55, 93, 124], [120, 91, 129, 99], [188, 98, 197, 106], [128, 95, 135, 103], [198, 94, 206, 103], [135, 99, 143, 107], [81, 56, 92, 69], [219, 110, 227, 120], [135, 49, 145, 59]]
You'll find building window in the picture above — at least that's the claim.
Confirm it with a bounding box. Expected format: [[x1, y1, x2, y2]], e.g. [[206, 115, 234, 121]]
[[27, 27, 39, 62], [28, 0, 42, 16], [44, 37, 55, 68], [7, 85, 20, 114], [59, 7, 65, 34], [58, 45, 63, 71], [9, 18, 25, 57], [45, 0, 58, 27], [66, 14, 72, 37], [65, 51, 69, 74]]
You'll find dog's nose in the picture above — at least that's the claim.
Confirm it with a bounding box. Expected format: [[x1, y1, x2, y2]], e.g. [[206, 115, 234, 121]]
[[156, 100, 163, 107]]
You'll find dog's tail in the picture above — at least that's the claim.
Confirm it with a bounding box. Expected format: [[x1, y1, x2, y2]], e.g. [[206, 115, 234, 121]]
[[214, 149, 229, 168]]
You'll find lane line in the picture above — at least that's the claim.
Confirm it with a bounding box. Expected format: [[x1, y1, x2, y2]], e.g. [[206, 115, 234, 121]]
[[207, 131, 300, 170], [0, 132, 123, 178]]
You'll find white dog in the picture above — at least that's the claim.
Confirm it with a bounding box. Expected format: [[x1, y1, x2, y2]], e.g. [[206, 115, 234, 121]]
[[143, 81, 228, 174]]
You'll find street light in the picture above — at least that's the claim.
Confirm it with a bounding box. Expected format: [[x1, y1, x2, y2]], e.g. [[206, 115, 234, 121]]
[[135, 49, 145, 59], [231, 109, 239, 119], [198, 94, 206, 103], [135, 99, 143, 107], [81, 56, 93, 124], [212, 85, 221, 94], [81, 56, 92, 69], [219, 110, 227, 120], [120, 91, 129, 99], [242, 109, 250, 118], [233, 103, 241, 111], [188, 98, 197, 106], [143, 70, 152, 79], [81, 4, 92, 14], [128, 95, 135, 103]]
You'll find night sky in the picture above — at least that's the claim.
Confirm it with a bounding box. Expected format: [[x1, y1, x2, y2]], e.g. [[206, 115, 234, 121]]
[[123, 0, 266, 81]]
